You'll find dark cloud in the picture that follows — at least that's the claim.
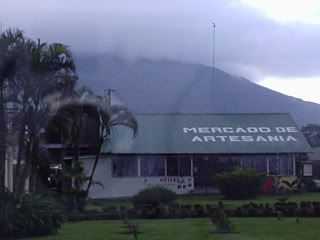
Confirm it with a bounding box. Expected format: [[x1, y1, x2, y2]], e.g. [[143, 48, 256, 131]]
[[1, 0, 320, 81]]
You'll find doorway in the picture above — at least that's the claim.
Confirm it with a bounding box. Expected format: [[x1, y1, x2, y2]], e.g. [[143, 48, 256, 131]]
[[193, 155, 237, 190]]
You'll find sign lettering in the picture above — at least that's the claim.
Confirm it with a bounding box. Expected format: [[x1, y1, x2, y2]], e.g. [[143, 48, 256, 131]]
[[184, 126, 299, 143]]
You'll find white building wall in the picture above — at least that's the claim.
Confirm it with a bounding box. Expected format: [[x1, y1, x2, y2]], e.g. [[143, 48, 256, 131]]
[[81, 156, 194, 199]]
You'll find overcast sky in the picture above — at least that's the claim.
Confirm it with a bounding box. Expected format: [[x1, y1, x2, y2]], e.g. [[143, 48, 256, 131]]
[[1, 0, 320, 103]]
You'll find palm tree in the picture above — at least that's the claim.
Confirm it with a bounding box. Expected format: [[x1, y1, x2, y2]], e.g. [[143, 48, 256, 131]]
[[23, 40, 77, 193], [48, 91, 138, 196], [0, 28, 26, 191], [0, 27, 77, 195], [13, 38, 77, 194], [86, 103, 138, 193]]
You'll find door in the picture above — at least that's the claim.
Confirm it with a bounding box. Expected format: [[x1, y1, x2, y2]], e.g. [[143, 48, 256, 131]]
[[193, 156, 217, 188]]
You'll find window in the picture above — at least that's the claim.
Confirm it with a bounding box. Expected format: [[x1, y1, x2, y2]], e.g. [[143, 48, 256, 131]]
[[112, 156, 137, 177], [268, 155, 294, 176], [167, 156, 191, 176], [254, 157, 267, 173], [279, 156, 293, 175], [179, 156, 191, 176], [140, 156, 165, 176], [239, 155, 267, 173], [303, 164, 313, 176], [167, 156, 178, 176], [268, 157, 279, 175], [241, 157, 254, 169], [216, 156, 238, 172]]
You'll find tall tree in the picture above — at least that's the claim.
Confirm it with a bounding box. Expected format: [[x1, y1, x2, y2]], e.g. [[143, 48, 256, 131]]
[[86, 103, 138, 193], [301, 124, 320, 148], [0, 29, 26, 191], [48, 91, 138, 196], [0, 27, 77, 196], [14, 39, 77, 193]]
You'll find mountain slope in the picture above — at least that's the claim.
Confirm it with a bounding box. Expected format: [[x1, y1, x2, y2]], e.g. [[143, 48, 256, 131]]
[[76, 54, 320, 126]]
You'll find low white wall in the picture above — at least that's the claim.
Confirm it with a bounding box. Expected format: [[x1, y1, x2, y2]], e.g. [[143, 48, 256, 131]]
[[81, 157, 194, 199]]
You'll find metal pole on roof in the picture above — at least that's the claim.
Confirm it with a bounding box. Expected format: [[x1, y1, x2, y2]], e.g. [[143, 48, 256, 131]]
[[212, 22, 216, 114], [104, 89, 115, 106]]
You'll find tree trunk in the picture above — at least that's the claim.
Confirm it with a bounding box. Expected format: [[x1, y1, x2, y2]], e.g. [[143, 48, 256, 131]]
[[28, 133, 39, 193], [17, 140, 32, 194], [0, 79, 6, 192], [72, 127, 81, 211], [13, 122, 26, 195], [86, 137, 103, 194]]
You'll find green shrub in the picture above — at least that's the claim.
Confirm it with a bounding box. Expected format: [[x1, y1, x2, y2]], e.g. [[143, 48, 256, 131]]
[[102, 205, 117, 212], [193, 204, 205, 217], [209, 207, 234, 233], [215, 167, 266, 199], [0, 190, 64, 238], [132, 186, 176, 208]]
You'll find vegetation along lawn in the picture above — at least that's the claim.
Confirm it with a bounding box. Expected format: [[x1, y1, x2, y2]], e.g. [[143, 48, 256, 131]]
[[27, 218, 320, 240], [88, 192, 320, 210]]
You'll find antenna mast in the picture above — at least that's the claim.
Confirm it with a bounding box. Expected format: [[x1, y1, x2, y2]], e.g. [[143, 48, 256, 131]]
[[104, 89, 115, 106], [212, 22, 216, 113]]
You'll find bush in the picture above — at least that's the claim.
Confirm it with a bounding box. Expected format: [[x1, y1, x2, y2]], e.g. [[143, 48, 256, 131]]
[[132, 186, 176, 208], [193, 204, 205, 217], [0, 190, 64, 238], [209, 207, 234, 233], [274, 201, 298, 217], [215, 167, 266, 199], [62, 189, 88, 212], [102, 205, 117, 212], [301, 179, 317, 192]]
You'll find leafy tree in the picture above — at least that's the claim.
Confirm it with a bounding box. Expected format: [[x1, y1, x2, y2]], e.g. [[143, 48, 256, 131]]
[[11, 39, 77, 194], [0, 28, 26, 191], [301, 124, 320, 147], [48, 91, 138, 197], [20, 40, 77, 193], [215, 167, 266, 199], [0, 190, 64, 238], [59, 159, 97, 211], [0, 27, 77, 194]]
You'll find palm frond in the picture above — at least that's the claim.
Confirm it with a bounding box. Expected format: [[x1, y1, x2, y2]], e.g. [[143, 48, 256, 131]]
[[108, 105, 138, 137]]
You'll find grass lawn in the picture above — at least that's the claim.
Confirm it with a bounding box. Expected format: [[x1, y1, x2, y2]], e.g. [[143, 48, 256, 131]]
[[27, 218, 320, 240], [88, 192, 320, 210]]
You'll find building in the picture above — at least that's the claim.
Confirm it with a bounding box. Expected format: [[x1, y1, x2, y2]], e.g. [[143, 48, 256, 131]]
[[81, 113, 311, 198], [303, 146, 320, 189], [305, 147, 320, 177]]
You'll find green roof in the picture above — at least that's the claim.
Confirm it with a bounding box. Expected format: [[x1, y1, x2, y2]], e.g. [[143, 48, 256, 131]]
[[104, 113, 312, 154]]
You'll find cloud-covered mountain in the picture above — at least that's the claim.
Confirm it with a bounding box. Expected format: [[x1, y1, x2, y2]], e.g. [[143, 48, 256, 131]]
[[76, 54, 320, 126]]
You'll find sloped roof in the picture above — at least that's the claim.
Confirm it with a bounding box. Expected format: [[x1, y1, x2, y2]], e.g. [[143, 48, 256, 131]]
[[104, 113, 312, 154]]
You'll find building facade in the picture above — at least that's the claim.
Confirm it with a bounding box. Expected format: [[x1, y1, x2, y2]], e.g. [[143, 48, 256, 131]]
[[82, 113, 311, 198]]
